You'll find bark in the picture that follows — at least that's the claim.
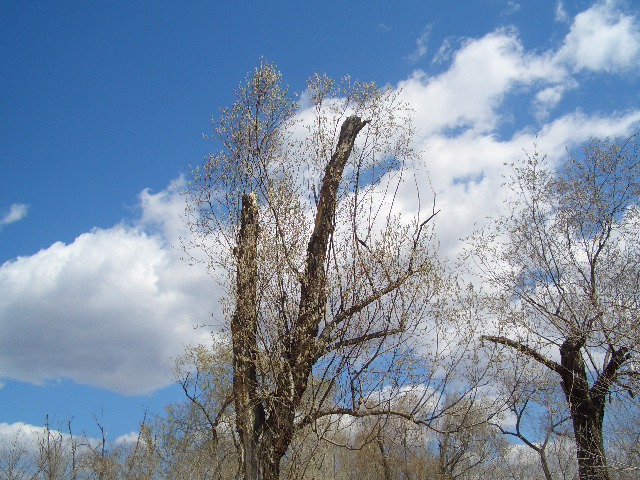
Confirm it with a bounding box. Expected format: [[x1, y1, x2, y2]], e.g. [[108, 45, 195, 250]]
[[231, 116, 369, 480], [559, 337, 609, 480], [377, 435, 393, 480], [232, 192, 264, 480]]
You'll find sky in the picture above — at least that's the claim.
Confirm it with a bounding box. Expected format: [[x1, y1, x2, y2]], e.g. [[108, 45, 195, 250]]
[[1, 0, 640, 446]]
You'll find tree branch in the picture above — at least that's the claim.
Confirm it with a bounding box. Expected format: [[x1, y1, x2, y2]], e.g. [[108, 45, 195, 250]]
[[313, 267, 416, 362], [180, 376, 234, 444], [591, 346, 631, 402], [313, 327, 404, 363], [481, 335, 562, 374], [292, 115, 369, 376]]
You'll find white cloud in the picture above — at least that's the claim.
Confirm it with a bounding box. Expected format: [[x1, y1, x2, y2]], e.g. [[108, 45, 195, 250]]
[[503, 1, 521, 15], [405, 110, 640, 262], [432, 37, 455, 64], [419, 1, 640, 132], [407, 24, 433, 63], [556, 0, 640, 73], [114, 431, 140, 445], [533, 85, 567, 120], [0, 203, 29, 228], [0, 422, 43, 440], [395, 5, 640, 262], [0, 183, 217, 395], [555, 0, 569, 23], [0, 421, 123, 461], [400, 28, 565, 137]]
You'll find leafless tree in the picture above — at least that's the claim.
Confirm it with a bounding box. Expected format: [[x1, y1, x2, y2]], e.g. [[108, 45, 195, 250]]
[[601, 397, 640, 479], [468, 136, 640, 480], [184, 60, 451, 479], [434, 395, 507, 479], [491, 360, 576, 480], [0, 431, 34, 480]]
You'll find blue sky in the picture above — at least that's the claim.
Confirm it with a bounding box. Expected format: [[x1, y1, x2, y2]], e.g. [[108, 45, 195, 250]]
[[1, 0, 639, 444]]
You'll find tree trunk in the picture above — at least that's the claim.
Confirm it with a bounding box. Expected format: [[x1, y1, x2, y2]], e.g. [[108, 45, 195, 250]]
[[231, 116, 369, 480], [482, 334, 624, 480], [560, 337, 609, 480], [539, 448, 553, 480], [232, 192, 264, 480], [376, 434, 393, 480]]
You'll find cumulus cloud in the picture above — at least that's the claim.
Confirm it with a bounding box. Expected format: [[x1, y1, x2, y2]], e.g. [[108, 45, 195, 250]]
[[113, 431, 140, 445], [0, 421, 126, 460], [0, 183, 217, 395], [394, 1, 640, 260], [0, 422, 44, 445], [0, 203, 29, 228], [399, 28, 565, 137], [556, 0, 640, 73], [418, 1, 640, 130]]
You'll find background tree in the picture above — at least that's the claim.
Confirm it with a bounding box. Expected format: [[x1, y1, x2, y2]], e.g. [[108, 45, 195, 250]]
[[491, 358, 577, 480], [137, 341, 238, 479], [0, 430, 36, 480], [184, 60, 449, 479], [468, 136, 640, 480], [433, 395, 507, 479], [600, 397, 640, 478]]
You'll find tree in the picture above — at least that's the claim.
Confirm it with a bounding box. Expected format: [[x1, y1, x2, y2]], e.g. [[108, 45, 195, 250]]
[[185, 61, 445, 479], [434, 396, 507, 480], [491, 359, 576, 480], [468, 136, 640, 480], [599, 396, 640, 478], [0, 430, 34, 480]]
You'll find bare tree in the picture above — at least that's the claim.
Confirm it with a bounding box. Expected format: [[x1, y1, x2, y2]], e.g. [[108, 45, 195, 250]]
[[434, 396, 507, 480], [0, 431, 34, 480], [491, 360, 576, 480], [601, 397, 640, 478], [468, 136, 640, 480], [185, 61, 446, 479]]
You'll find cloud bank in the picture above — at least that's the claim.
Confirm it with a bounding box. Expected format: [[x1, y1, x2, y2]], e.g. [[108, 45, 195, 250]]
[[0, 185, 215, 395], [396, 0, 640, 259]]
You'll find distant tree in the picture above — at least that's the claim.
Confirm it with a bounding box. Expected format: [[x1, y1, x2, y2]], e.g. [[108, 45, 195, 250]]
[[0, 430, 34, 480], [434, 396, 507, 480], [600, 397, 640, 478], [469, 136, 640, 480], [184, 60, 447, 479]]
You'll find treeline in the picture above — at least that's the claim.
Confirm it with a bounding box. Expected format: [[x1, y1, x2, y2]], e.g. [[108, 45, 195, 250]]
[[2, 399, 639, 479]]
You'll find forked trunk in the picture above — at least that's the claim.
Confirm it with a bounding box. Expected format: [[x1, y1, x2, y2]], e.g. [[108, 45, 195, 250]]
[[231, 117, 369, 480]]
